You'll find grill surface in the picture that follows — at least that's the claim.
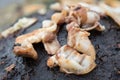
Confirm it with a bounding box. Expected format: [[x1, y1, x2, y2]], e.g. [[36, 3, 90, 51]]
[[0, 10, 120, 80]]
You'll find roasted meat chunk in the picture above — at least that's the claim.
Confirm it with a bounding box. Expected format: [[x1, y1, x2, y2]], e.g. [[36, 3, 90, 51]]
[[66, 23, 96, 60], [47, 45, 96, 75], [13, 20, 60, 59]]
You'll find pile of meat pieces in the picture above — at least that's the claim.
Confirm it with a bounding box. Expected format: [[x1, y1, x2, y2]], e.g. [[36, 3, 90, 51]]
[[51, 0, 120, 27], [13, 4, 106, 75]]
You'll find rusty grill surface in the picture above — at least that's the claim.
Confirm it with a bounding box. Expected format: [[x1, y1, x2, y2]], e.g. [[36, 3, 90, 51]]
[[0, 10, 120, 80]]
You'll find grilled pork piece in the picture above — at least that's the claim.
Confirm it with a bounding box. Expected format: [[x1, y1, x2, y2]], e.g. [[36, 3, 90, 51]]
[[47, 45, 96, 75], [13, 20, 60, 59], [66, 23, 96, 60], [65, 4, 105, 31], [1, 17, 37, 38]]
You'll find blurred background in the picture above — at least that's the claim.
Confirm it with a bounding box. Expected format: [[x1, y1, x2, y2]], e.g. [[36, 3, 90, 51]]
[[0, 0, 56, 32], [0, 0, 120, 32]]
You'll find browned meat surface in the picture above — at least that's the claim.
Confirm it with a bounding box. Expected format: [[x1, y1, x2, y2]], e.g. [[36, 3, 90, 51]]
[[0, 10, 120, 80]]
